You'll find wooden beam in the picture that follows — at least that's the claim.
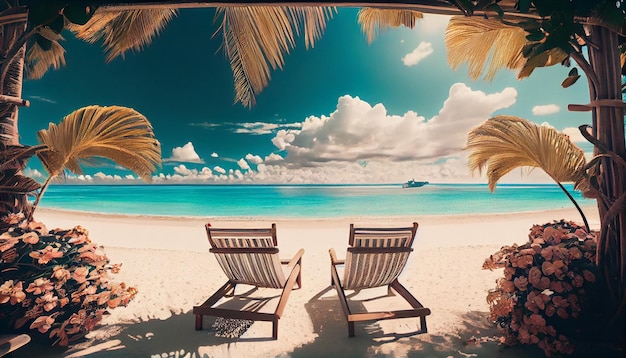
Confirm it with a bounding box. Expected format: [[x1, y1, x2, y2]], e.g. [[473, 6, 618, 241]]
[[74, 0, 541, 20], [0, 95, 29, 107]]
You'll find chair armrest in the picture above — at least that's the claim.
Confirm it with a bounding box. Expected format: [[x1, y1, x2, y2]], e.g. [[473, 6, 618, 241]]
[[283, 248, 305, 270], [329, 248, 345, 265]]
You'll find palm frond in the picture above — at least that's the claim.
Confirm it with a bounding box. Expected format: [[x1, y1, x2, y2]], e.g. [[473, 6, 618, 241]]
[[25, 28, 67, 80], [358, 8, 423, 44], [445, 16, 527, 80], [67, 9, 176, 62], [466, 116, 587, 192], [36, 105, 161, 181], [290, 7, 335, 49], [217, 6, 333, 108]]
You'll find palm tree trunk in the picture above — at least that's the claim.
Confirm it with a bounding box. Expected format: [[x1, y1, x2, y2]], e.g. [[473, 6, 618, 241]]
[[0, 8, 27, 146], [586, 25, 626, 339], [0, 8, 30, 217]]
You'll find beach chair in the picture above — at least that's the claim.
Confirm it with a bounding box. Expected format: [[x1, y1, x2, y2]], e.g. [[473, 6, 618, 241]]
[[328, 222, 431, 337], [0, 334, 31, 357], [193, 223, 304, 340]]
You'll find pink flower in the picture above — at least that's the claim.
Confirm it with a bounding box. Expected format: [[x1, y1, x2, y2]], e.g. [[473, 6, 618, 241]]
[[30, 315, 55, 333], [20, 232, 39, 245], [0, 234, 18, 252], [29, 245, 63, 264], [35, 292, 59, 312], [26, 278, 54, 295], [0, 280, 26, 305]]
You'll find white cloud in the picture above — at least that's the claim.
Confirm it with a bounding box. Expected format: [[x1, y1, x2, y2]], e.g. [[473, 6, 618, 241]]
[[532, 104, 560, 116], [237, 158, 250, 170], [264, 153, 284, 162], [562, 126, 591, 143], [164, 142, 204, 163], [214, 166, 226, 174], [235, 122, 302, 135], [24, 168, 44, 178], [418, 14, 451, 35], [245, 153, 263, 165], [402, 42, 433, 66], [125, 174, 135, 180], [273, 83, 516, 166], [211, 152, 219, 158], [28, 95, 56, 104]]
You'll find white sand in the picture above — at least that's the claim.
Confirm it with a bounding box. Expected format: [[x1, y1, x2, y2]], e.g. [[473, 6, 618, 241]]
[[15, 206, 599, 358]]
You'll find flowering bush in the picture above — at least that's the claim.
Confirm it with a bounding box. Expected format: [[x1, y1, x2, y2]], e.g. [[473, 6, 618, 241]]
[[0, 213, 136, 346], [483, 220, 598, 356]]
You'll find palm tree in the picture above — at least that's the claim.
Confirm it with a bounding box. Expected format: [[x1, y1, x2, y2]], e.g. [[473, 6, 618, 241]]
[[32, 105, 161, 217], [0, 0, 624, 341], [465, 115, 590, 231]]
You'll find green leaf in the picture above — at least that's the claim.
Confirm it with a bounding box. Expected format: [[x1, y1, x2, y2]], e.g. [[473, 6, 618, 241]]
[[486, 4, 504, 18], [48, 14, 65, 33], [63, 4, 97, 25], [526, 32, 545, 42], [518, 0, 532, 13], [34, 34, 53, 51]]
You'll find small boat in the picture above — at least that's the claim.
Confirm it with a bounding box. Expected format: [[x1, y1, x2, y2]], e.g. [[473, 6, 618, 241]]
[[402, 179, 429, 188]]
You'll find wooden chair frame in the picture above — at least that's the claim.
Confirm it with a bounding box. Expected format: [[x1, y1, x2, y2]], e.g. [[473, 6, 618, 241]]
[[329, 222, 431, 337], [193, 223, 303, 340]]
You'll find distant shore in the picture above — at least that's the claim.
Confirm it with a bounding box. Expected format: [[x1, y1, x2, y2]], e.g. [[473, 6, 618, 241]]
[[14, 205, 600, 357]]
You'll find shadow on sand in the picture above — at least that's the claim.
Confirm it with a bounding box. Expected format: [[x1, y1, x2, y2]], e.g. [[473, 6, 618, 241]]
[[288, 286, 545, 358], [10, 287, 623, 358]]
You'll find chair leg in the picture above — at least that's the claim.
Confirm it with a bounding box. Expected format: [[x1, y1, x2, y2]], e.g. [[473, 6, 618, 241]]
[[348, 321, 355, 337], [195, 314, 203, 330], [420, 316, 428, 333], [272, 318, 279, 340]]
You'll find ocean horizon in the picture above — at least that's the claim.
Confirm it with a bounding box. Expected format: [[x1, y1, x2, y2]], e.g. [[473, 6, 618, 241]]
[[37, 183, 595, 219]]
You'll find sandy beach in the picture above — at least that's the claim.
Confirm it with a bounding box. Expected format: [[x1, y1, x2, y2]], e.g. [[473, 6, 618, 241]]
[[12, 206, 599, 358]]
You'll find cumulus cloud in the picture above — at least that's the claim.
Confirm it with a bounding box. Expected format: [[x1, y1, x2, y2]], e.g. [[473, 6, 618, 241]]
[[402, 42, 433, 66], [245, 154, 263, 165], [211, 152, 219, 158], [237, 158, 250, 170], [264, 153, 284, 162], [164, 142, 204, 163], [532, 104, 560, 116], [272, 83, 516, 167], [214, 166, 226, 174]]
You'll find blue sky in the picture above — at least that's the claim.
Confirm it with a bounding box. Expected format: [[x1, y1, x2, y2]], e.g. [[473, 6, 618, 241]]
[[20, 8, 593, 184]]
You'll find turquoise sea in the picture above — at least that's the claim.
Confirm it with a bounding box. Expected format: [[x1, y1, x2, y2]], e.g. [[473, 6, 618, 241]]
[[38, 183, 593, 218]]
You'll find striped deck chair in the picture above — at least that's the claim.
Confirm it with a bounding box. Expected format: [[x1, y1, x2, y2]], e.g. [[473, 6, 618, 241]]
[[329, 222, 431, 337], [193, 223, 304, 340]]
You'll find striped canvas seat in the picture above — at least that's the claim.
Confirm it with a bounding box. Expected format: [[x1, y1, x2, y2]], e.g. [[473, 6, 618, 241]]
[[193, 223, 304, 339], [343, 226, 415, 290], [329, 222, 431, 337]]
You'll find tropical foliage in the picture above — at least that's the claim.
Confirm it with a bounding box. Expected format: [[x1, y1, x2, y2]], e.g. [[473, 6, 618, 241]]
[[32, 105, 161, 215], [466, 116, 591, 230], [483, 220, 598, 356], [23, 5, 335, 108], [0, 104, 160, 345], [0, 214, 136, 346]]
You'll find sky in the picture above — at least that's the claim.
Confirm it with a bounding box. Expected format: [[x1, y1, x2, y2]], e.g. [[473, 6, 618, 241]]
[[19, 7, 595, 185]]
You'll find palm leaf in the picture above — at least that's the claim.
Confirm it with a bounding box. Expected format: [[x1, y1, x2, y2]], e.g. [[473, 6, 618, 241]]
[[517, 48, 569, 79], [358, 8, 423, 44], [466, 116, 587, 192], [216, 6, 333, 107], [36, 105, 161, 181], [67, 9, 176, 62], [445, 16, 527, 80], [25, 28, 67, 80]]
